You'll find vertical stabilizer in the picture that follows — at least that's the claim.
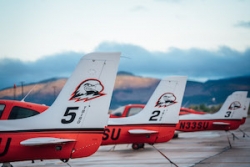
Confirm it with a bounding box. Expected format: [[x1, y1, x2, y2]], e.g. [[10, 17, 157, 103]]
[[109, 76, 187, 125], [213, 91, 248, 119], [0, 52, 121, 131]]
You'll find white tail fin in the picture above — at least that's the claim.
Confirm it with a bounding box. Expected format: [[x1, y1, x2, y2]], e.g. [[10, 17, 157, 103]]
[[0, 52, 121, 130], [109, 76, 187, 125], [213, 91, 248, 119]]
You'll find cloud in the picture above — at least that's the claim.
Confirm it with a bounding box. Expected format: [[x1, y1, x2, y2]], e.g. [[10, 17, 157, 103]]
[[155, 0, 182, 3], [0, 52, 82, 90], [95, 42, 250, 80], [235, 21, 250, 28], [130, 5, 147, 12], [1, 43, 250, 90]]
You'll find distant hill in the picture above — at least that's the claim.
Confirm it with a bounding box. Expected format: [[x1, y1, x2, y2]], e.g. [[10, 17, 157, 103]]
[[0, 74, 249, 109]]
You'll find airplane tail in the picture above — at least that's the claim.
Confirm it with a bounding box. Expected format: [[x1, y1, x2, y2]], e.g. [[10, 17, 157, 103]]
[[110, 76, 187, 125], [213, 91, 248, 119], [141, 76, 187, 124], [0, 52, 121, 159], [1, 52, 121, 129]]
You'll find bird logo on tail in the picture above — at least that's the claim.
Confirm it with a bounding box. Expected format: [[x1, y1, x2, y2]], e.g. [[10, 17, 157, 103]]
[[155, 93, 177, 108], [70, 79, 105, 102], [228, 101, 241, 110]]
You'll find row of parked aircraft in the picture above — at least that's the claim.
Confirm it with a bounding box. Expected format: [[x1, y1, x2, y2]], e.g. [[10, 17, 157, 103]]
[[0, 52, 249, 167]]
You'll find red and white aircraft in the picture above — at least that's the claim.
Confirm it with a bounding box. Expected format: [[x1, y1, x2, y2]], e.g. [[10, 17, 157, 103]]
[[0, 52, 121, 167], [102, 76, 187, 149], [176, 91, 248, 132], [109, 92, 249, 137], [0, 76, 187, 151]]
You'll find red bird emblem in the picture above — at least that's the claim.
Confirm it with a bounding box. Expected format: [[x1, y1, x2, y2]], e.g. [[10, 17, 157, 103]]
[[155, 93, 177, 108], [70, 79, 105, 102]]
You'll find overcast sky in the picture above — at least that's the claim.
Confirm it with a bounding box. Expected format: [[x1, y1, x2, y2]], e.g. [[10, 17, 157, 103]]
[[0, 0, 250, 89]]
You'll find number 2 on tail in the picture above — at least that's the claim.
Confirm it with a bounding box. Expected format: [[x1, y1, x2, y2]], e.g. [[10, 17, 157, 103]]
[[149, 110, 161, 121]]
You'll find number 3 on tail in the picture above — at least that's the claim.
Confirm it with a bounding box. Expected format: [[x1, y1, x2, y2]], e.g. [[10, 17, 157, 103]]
[[224, 111, 232, 118], [149, 110, 161, 121]]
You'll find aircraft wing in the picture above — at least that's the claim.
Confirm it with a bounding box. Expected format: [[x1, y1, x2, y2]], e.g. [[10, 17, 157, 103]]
[[20, 137, 76, 146], [128, 129, 159, 134], [213, 122, 230, 126]]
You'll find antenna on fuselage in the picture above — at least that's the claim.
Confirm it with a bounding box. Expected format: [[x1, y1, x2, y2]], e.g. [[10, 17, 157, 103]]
[[21, 85, 37, 102], [182, 101, 189, 108]]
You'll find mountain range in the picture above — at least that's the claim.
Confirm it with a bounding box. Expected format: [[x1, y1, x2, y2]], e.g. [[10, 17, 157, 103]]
[[1, 72, 250, 109]]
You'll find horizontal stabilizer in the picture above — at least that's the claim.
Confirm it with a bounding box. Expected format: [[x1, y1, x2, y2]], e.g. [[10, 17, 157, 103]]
[[213, 122, 230, 126], [128, 129, 158, 134], [20, 137, 76, 146]]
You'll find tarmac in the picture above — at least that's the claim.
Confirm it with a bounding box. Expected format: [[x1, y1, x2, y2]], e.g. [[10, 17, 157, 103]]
[[11, 118, 250, 167]]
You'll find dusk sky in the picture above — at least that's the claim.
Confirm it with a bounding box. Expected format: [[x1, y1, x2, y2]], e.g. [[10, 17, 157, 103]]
[[0, 0, 250, 89]]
